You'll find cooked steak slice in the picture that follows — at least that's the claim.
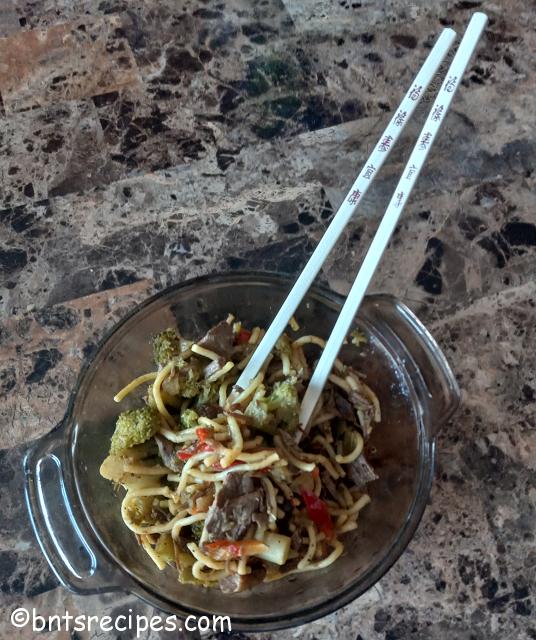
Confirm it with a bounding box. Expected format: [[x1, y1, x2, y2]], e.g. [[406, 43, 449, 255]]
[[154, 433, 183, 473], [219, 566, 266, 593], [348, 389, 376, 436], [334, 392, 357, 423], [203, 357, 226, 379], [279, 430, 312, 464], [197, 404, 221, 419], [197, 321, 234, 359], [204, 473, 266, 541], [347, 454, 378, 488], [290, 529, 302, 551]]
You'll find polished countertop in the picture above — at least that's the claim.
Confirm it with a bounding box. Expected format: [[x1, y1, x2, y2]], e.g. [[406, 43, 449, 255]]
[[0, 0, 534, 638]]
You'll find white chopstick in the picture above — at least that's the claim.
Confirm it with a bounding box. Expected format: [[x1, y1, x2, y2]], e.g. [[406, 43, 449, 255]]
[[297, 12, 488, 436], [233, 27, 456, 394]]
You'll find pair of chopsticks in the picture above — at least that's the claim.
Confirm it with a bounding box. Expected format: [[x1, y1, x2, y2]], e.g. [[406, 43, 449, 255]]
[[233, 12, 487, 439]]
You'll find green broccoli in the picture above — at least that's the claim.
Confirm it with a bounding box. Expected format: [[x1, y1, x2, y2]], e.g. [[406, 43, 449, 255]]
[[245, 391, 277, 435], [177, 359, 202, 398], [195, 380, 219, 407], [110, 406, 160, 455], [153, 328, 182, 367], [180, 408, 199, 430], [267, 379, 299, 432], [162, 357, 202, 399]]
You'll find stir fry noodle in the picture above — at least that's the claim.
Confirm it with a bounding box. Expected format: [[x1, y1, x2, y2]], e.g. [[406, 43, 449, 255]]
[[100, 318, 381, 593]]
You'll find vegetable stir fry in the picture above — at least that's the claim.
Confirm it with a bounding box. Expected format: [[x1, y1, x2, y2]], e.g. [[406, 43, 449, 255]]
[[100, 316, 380, 593]]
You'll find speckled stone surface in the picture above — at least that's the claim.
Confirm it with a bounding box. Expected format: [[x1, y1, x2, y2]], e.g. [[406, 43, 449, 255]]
[[0, 0, 535, 638]]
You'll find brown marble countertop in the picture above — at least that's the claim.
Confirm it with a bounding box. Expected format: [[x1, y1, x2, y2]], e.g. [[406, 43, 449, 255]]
[[0, 0, 535, 638]]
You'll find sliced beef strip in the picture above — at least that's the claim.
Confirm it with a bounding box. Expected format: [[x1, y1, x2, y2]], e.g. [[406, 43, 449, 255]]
[[348, 388, 376, 438], [321, 471, 346, 508], [334, 392, 357, 423], [196, 321, 234, 359], [204, 473, 266, 541], [348, 389, 375, 417], [346, 454, 378, 488], [197, 403, 221, 418], [319, 384, 336, 411], [219, 566, 266, 593], [279, 430, 313, 464], [203, 357, 225, 379], [290, 528, 302, 551], [154, 434, 183, 473], [252, 511, 269, 529]]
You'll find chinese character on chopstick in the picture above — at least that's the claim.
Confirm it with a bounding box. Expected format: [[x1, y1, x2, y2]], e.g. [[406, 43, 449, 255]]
[[378, 135, 393, 152], [444, 75, 457, 93], [347, 189, 362, 205], [394, 191, 404, 207], [431, 104, 444, 122], [406, 163, 418, 179], [408, 84, 423, 101], [394, 109, 407, 126], [362, 163, 376, 179], [418, 131, 432, 150]]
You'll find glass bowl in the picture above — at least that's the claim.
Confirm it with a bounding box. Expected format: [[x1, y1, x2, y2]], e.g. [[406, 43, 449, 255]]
[[24, 271, 460, 631]]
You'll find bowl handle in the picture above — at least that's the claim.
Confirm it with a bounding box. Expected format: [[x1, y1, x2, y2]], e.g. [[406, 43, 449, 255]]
[[24, 421, 123, 595], [368, 295, 461, 431]]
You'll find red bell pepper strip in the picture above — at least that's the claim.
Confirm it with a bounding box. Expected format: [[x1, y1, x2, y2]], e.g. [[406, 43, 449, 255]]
[[177, 441, 213, 461], [204, 539, 268, 560], [195, 427, 212, 442], [236, 328, 252, 344], [300, 489, 334, 538]]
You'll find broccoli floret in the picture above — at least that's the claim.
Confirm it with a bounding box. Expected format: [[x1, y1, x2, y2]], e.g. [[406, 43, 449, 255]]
[[178, 359, 202, 398], [110, 406, 160, 455], [267, 380, 299, 432], [153, 328, 182, 367], [180, 408, 199, 430], [162, 357, 202, 399], [245, 391, 276, 435], [195, 380, 219, 407]]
